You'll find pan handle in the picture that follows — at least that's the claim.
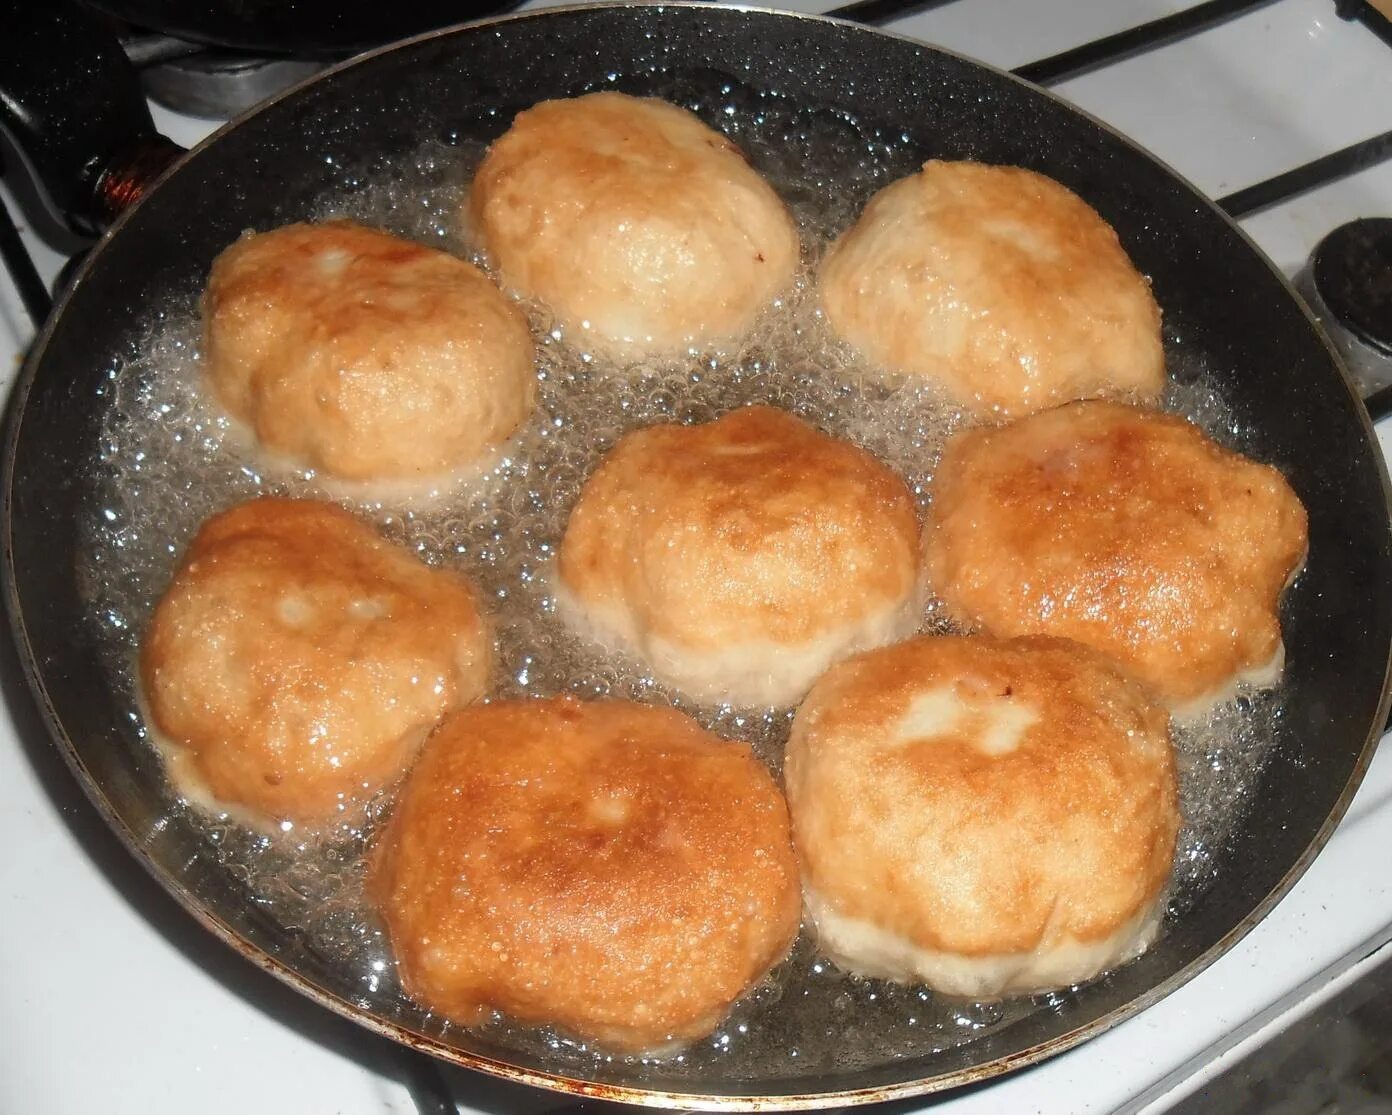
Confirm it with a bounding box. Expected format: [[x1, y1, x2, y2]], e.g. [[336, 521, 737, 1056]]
[[0, 0, 183, 237]]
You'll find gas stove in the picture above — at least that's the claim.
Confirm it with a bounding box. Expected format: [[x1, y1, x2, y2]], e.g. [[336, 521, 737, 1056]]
[[2, 1, 1391, 1112]]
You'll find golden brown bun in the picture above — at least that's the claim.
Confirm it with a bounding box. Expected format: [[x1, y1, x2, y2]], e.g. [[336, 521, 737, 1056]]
[[785, 634, 1178, 998], [469, 92, 799, 358], [371, 696, 801, 1053], [557, 406, 922, 705], [926, 401, 1309, 713], [140, 498, 491, 824], [819, 161, 1165, 418], [203, 220, 535, 484]]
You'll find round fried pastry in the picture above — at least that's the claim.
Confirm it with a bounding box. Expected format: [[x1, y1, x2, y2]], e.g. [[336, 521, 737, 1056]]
[[203, 220, 535, 485], [371, 696, 801, 1053], [926, 400, 1309, 713], [819, 160, 1165, 418], [141, 498, 491, 825], [785, 634, 1178, 999], [557, 406, 922, 705], [469, 92, 800, 358]]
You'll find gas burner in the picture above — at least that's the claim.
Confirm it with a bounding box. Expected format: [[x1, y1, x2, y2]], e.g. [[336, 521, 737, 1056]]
[[140, 49, 325, 118], [1300, 219, 1392, 395]]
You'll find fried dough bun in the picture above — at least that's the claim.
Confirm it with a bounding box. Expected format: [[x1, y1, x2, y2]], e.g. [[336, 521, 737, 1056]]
[[141, 498, 491, 825], [469, 92, 799, 358], [557, 406, 922, 705], [926, 401, 1309, 714], [785, 634, 1178, 998], [203, 220, 535, 485], [371, 696, 801, 1052], [820, 161, 1165, 418]]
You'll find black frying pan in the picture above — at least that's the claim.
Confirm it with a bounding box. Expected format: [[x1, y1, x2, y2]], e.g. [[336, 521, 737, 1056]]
[[2, 2, 1390, 1107]]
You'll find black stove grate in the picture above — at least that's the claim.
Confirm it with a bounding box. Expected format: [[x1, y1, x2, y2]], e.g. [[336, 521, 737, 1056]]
[[1220, 128, 1392, 217], [833, 0, 1392, 221], [824, 0, 963, 24], [1008, 0, 1284, 84], [0, 192, 50, 325]]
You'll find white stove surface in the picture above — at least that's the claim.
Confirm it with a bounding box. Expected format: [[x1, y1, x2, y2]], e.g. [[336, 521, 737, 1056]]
[[2, 1, 1391, 1111]]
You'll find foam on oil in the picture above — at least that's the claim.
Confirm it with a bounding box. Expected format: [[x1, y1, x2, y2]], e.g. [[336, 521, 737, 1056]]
[[79, 81, 1292, 1080]]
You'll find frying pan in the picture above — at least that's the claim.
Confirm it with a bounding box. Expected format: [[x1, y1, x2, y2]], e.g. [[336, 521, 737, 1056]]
[[3, 1, 1391, 1107]]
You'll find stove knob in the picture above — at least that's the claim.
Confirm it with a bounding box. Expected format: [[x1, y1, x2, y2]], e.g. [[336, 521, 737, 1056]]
[[1297, 217, 1392, 397]]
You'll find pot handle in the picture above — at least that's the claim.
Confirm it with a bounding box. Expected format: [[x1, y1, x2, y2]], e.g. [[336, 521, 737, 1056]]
[[0, 0, 184, 237]]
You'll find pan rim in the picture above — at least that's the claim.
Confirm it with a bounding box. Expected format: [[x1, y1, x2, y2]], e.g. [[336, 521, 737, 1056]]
[[4, 3, 1391, 1107]]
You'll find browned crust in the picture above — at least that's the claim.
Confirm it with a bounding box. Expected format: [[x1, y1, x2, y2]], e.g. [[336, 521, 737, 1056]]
[[925, 400, 1309, 707], [203, 220, 535, 482], [558, 405, 921, 651], [785, 634, 1178, 962], [141, 498, 491, 822], [820, 160, 1164, 418], [371, 696, 802, 1052], [470, 92, 799, 356]]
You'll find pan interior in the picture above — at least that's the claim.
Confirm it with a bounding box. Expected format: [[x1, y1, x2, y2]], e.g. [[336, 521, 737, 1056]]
[[8, 5, 1390, 1104]]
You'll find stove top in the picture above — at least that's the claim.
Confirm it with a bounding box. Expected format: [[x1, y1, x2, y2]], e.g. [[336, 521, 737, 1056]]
[[1, 2, 1391, 1112]]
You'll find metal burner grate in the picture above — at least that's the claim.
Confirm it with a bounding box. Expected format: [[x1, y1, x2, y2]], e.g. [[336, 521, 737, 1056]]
[[825, 0, 1392, 217]]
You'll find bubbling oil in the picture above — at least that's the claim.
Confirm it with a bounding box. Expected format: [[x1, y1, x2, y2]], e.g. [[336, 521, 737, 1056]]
[[80, 81, 1291, 1082]]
